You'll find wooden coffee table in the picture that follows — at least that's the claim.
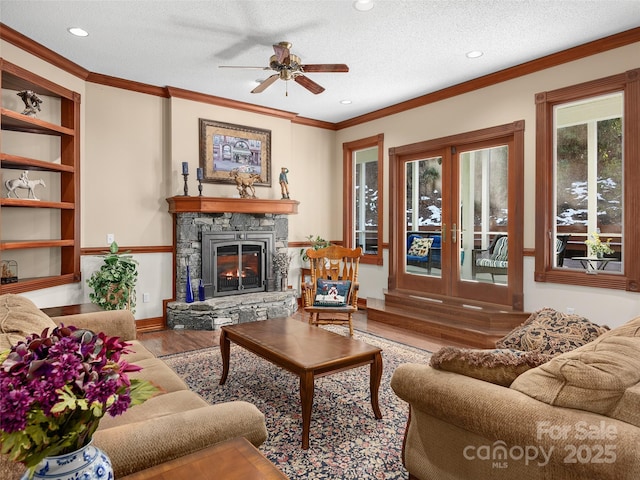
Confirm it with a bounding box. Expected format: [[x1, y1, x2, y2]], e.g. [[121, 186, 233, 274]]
[[220, 317, 383, 449], [120, 436, 288, 479]]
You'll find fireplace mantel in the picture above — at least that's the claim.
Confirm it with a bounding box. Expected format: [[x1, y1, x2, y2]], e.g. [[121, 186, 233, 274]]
[[166, 196, 299, 215]]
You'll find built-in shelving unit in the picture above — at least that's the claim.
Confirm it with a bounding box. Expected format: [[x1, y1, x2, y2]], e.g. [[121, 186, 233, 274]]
[[0, 59, 81, 294]]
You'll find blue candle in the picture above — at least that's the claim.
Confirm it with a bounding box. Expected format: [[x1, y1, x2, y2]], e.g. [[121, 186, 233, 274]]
[[197, 167, 203, 180], [182, 162, 189, 175]]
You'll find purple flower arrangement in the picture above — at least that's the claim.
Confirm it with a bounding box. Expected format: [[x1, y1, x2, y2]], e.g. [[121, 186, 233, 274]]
[[0, 325, 158, 473]]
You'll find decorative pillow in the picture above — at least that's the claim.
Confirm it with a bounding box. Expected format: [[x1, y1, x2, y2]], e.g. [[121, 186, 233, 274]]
[[511, 315, 640, 424], [313, 279, 352, 307], [0, 293, 57, 351], [430, 346, 552, 387], [496, 307, 609, 355], [408, 237, 433, 257]]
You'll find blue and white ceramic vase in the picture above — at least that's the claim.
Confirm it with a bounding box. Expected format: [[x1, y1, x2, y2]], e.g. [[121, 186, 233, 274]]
[[22, 442, 113, 480], [185, 265, 194, 303]]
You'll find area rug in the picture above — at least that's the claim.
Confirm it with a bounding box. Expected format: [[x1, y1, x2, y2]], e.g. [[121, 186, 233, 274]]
[[161, 327, 431, 479]]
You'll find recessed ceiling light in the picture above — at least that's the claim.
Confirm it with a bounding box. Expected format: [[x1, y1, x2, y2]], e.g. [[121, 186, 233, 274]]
[[340, 99, 352, 105], [466, 50, 483, 59], [353, 0, 374, 12], [68, 27, 89, 37]]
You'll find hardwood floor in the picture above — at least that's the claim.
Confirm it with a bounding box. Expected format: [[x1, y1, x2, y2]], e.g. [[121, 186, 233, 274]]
[[137, 310, 457, 356]]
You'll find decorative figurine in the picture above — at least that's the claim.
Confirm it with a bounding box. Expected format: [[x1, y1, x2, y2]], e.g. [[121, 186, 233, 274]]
[[0, 260, 18, 284], [17, 90, 44, 117], [229, 168, 260, 198], [279, 167, 290, 199], [5, 171, 46, 200]]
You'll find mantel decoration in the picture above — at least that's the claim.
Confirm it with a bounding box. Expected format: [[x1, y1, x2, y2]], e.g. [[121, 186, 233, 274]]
[[5, 171, 46, 200], [87, 242, 139, 313], [584, 232, 614, 258], [0, 325, 158, 479], [199, 119, 271, 187]]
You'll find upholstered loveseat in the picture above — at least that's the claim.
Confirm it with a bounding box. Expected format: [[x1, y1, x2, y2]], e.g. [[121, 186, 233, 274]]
[[391, 310, 640, 479], [0, 294, 268, 479]]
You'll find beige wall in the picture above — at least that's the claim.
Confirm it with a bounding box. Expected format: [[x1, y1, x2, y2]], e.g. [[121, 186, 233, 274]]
[[337, 42, 640, 325], [4, 35, 640, 326]]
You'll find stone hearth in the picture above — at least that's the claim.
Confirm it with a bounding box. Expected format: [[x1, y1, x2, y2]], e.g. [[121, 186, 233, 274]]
[[166, 290, 298, 330], [166, 196, 300, 330]]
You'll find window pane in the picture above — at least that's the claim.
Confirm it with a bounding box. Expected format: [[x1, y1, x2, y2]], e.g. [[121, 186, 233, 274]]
[[354, 147, 379, 254], [460, 145, 508, 284], [554, 93, 623, 272], [405, 157, 442, 278]]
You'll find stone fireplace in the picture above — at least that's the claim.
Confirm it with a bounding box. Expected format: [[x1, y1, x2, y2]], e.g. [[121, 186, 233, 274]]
[[165, 196, 300, 330]]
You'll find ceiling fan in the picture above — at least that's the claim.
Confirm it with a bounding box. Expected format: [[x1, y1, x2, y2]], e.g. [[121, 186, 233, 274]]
[[219, 41, 349, 95]]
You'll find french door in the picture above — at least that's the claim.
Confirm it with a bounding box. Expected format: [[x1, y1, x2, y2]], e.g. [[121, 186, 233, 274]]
[[389, 122, 524, 309]]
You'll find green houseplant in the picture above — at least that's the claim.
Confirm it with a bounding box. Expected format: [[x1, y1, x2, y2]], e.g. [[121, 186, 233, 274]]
[[299, 235, 332, 264], [87, 242, 139, 313]]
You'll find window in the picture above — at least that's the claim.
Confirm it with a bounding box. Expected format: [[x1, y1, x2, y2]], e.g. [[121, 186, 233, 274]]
[[535, 68, 640, 291], [343, 134, 384, 265]]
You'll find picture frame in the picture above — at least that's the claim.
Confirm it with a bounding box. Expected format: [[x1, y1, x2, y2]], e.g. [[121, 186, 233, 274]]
[[199, 119, 271, 186]]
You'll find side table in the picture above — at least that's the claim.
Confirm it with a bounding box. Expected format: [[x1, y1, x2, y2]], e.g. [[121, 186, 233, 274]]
[[119, 437, 288, 480]]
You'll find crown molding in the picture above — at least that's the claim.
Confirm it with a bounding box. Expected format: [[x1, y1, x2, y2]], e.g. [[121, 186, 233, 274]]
[[334, 26, 640, 130], [3, 22, 639, 130], [0, 23, 89, 79]]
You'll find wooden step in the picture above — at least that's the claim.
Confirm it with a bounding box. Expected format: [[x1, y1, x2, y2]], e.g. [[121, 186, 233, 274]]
[[366, 290, 530, 349]]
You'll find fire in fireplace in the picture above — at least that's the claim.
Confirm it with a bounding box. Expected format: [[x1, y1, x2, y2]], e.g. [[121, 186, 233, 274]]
[[216, 243, 262, 293], [202, 230, 275, 298]]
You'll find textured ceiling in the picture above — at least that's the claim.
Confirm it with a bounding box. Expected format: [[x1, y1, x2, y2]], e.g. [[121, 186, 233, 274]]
[[1, 0, 639, 123]]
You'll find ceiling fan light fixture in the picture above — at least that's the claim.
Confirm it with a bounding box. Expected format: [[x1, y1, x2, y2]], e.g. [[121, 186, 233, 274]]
[[353, 0, 374, 12], [67, 27, 89, 37]]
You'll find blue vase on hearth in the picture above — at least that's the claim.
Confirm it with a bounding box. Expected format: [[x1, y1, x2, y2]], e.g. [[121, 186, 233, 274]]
[[198, 279, 205, 301], [185, 265, 194, 303]]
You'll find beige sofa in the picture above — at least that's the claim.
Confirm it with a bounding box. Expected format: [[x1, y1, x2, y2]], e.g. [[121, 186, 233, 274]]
[[0, 294, 267, 479], [391, 313, 640, 479]]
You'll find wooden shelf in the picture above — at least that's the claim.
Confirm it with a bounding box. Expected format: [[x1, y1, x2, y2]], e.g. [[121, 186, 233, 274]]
[[1, 59, 81, 294], [0, 273, 80, 295], [1, 108, 75, 136], [0, 198, 75, 209], [167, 196, 300, 215], [1, 153, 74, 172], [1, 239, 75, 251]]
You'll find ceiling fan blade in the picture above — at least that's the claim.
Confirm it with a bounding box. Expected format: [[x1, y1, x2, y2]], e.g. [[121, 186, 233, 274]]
[[219, 66, 271, 70], [301, 64, 349, 73], [273, 43, 291, 65], [294, 75, 325, 95], [251, 74, 280, 94]]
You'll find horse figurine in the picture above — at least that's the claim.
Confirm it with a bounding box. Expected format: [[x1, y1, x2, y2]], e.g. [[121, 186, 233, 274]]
[[229, 168, 261, 199], [17, 90, 44, 117], [5, 173, 46, 200]]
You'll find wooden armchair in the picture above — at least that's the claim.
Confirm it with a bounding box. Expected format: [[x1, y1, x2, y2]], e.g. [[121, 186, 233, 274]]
[[301, 245, 362, 336]]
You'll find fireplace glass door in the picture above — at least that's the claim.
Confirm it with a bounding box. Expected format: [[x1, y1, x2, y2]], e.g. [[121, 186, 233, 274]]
[[214, 241, 265, 295]]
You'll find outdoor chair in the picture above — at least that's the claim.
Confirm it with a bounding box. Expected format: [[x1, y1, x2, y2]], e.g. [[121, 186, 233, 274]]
[[556, 235, 570, 267], [471, 235, 508, 282], [301, 245, 361, 336], [406, 234, 441, 273]]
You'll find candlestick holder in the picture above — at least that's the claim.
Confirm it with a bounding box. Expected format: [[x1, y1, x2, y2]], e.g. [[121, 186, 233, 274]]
[[182, 173, 189, 196], [198, 178, 203, 196]]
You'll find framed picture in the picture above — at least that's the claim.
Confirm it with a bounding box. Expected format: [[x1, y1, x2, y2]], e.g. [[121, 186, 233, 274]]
[[199, 119, 271, 186]]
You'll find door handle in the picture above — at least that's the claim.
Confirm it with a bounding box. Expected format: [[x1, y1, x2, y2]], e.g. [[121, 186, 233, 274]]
[[441, 224, 446, 243]]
